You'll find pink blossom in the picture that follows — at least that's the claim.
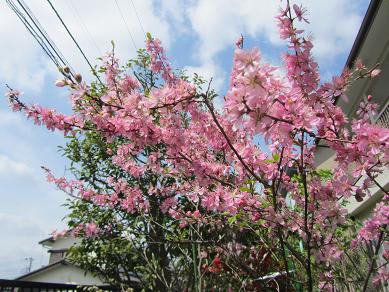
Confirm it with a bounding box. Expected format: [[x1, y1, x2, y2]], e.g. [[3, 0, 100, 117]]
[[51, 229, 67, 240], [55, 80, 67, 87], [370, 68, 381, 77], [193, 210, 201, 218], [293, 4, 309, 23], [5, 2, 389, 288], [85, 222, 99, 238]]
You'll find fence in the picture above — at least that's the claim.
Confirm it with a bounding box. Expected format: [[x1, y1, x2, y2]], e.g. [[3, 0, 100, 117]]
[[0, 279, 121, 292]]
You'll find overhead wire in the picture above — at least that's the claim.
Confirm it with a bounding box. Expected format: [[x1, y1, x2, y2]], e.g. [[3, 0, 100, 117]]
[[17, 0, 74, 73], [114, 0, 138, 51], [66, 0, 102, 56], [129, 0, 146, 35], [7, 0, 57, 65], [6, 0, 75, 77], [46, 0, 103, 84]]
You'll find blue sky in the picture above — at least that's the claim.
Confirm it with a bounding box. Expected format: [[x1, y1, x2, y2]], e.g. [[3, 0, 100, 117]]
[[0, 0, 368, 278]]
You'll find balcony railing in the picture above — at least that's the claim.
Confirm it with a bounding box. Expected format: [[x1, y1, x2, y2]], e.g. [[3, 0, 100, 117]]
[[375, 98, 389, 128]]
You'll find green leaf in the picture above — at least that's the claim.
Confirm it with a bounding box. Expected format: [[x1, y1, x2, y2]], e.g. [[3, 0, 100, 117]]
[[228, 215, 237, 225], [239, 186, 251, 193], [272, 153, 280, 162]]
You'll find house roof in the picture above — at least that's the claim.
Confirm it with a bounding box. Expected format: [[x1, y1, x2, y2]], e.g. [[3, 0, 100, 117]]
[[15, 259, 69, 280], [13, 260, 119, 290], [344, 0, 383, 70], [15, 260, 113, 285], [16, 259, 141, 286], [334, 0, 383, 105], [38, 236, 55, 246]]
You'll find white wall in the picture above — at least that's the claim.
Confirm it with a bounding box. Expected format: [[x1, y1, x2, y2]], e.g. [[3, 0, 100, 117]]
[[315, 150, 388, 220], [21, 263, 106, 285], [49, 236, 82, 250]]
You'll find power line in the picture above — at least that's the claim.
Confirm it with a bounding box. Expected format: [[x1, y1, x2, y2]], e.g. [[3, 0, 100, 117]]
[[66, 0, 102, 56], [129, 0, 145, 35], [114, 0, 138, 51], [46, 0, 102, 84], [17, 0, 73, 72], [6, 0, 75, 76], [9, 1, 59, 67]]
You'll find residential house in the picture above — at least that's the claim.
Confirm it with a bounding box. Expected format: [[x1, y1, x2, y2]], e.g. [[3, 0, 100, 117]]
[[16, 235, 109, 285], [314, 0, 388, 290], [315, 0, 389, 219]]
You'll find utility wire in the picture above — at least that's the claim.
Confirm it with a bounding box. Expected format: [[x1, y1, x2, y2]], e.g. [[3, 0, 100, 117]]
[[6, 0, 75, 77], [129, 0, 145, 34], [7, 0, 58, 65], [66, 0, 102, 56], [46, 0, 102, 84], [17, 0, 73, 73], [114, 0, 138, 51]]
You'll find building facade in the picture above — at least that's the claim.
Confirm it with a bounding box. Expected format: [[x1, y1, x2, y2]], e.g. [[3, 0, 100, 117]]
[[315, 0, 388, 290], [315, 0, 389, 220], [16, 235, 108, 285]]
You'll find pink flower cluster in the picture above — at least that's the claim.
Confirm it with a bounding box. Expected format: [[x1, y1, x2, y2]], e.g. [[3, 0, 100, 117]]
[[356, 196, 389, 243], [5, 2, 389, 288]]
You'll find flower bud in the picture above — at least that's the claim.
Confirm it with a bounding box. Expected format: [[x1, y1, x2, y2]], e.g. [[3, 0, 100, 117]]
[[355, 193, 363, 202], [75, 73, 82, 83], [55, 80, 67, 87], [367, 94, 373, 101], [63, 66, 70, 73], [355, 189, 365, 202], [193, 210, 201, 218], [370, 69, 381, 77]]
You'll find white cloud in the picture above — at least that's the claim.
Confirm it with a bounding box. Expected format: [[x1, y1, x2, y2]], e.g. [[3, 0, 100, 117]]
[[0, 156, 68, 277], [187, 0, 365, 63], [184, 0, 366, 92], [0, 213, 47, 237], [0, 212, 51, 278], [0, 154, 33, 176], [0, 0, 173, 93], [0, 109, 24, 127], [0, 0, 368, 280], [301, 0, 365, 62], [0, 0, 366, 94], [187, 0, 280, 63], [185, 61, 226, 92], [0, 4, 50, 93]]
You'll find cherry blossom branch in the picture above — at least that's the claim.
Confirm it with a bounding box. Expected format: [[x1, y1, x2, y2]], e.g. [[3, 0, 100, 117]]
[[264, 113, 356, 144], [174, 152, 236, 188], [362, 226, 386, 292], [299, 132, 313, 291], [366, 172, 389, 197], [202, 97, 269, 188], [354, 63, 380, 81]]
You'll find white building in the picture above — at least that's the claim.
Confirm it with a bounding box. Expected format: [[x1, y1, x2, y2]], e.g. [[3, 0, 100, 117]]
[[315, 0, 388, 290], [315, 0, 389, 219], [16, 235, 108, 286]]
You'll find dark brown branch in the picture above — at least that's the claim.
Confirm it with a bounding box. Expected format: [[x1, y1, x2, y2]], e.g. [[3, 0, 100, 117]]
[[362, 226, 386, 292], [202, 97, 269, 188]]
